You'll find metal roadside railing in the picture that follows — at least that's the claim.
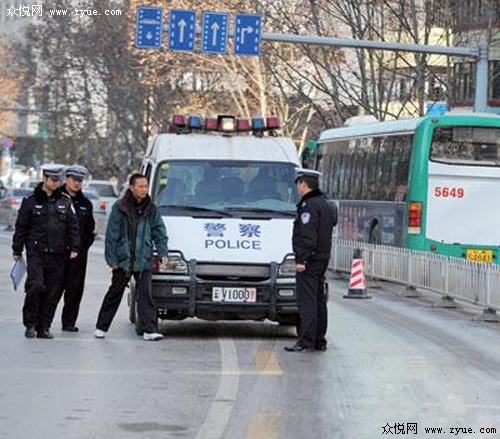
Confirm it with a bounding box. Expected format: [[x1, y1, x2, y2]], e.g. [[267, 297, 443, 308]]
[[329, 239, 500, 320]]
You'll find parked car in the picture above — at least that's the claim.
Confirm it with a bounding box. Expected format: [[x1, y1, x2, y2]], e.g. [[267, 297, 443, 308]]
[[82, 189, 107, 216], [84, 180, 118, 217], [0, 179, 7, 198], [22, 179, 42, 189], [0, 187, 32, 230]]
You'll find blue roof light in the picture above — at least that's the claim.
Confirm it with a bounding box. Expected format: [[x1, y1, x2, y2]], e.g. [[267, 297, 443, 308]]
[[251, 117, 265, 130], [188, 115, 202, 129]]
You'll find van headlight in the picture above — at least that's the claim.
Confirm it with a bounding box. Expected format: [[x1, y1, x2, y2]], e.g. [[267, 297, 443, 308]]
[[278, 255, 296, 277], [152, 252, 188, 274]]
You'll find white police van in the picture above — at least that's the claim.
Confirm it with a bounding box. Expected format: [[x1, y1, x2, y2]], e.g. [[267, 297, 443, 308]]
[[130, 114, 300, 331]]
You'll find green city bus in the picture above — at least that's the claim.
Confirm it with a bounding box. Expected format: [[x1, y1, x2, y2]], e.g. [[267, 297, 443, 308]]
[[309, 113, 500, 263]]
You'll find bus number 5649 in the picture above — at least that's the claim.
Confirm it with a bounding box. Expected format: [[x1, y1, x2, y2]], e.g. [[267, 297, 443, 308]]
[[434, 186, 465, 198]]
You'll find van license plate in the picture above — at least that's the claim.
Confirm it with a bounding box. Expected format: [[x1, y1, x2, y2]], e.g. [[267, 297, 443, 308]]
[[466, 249, 493, 263], [212, 287, 257, 303]]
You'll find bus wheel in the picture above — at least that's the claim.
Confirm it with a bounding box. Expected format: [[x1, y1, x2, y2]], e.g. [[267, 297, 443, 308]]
[[368, 223, 381, 244]]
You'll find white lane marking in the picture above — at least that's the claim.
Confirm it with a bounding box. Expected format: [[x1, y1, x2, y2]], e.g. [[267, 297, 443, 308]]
[[195, 338, 239, 439]]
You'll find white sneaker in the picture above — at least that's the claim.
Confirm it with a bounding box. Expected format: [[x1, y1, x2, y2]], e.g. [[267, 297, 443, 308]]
[[143, 332, 163, 341], [94, 329, 106, 339]]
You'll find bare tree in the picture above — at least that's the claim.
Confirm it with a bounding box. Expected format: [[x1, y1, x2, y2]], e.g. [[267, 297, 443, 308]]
[[0, 43, 24, 137], [19, 0, 147, 179], [259, 0, 452, 122]]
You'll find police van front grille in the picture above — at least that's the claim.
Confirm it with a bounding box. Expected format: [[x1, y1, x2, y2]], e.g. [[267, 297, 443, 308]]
[[196, 263, 270, 281]]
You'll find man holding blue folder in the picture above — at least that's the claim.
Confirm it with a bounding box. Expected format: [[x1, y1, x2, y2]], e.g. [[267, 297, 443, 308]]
[[12, 164, 80, 339]]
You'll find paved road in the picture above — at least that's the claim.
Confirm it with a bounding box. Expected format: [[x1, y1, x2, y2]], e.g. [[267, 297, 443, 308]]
[[1, 231, 500, 439]]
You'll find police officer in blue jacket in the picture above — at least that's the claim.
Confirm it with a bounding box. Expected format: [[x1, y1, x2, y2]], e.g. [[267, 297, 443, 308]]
[[12, 164, 80, 339], [285, 168, 337, 352]]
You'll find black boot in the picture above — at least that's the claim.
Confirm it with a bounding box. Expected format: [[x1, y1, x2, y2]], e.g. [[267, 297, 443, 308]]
[[62, 326, 79, 332], [36, 329, 54, 339], [24, 327, 36, 339]]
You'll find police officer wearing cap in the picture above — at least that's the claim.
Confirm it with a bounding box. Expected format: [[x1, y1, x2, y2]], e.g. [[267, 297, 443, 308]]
[[285, 168, 337, 352], [51, 165, 95, 332], [12, 164, 80, 339]]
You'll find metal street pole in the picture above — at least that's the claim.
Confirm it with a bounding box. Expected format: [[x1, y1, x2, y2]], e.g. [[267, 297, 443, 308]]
[[258, 32, 489, 113], [182, 25, 490, 113]]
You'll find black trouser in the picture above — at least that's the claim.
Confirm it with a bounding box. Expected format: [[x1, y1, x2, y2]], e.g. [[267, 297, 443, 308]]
[[23, 252, 65, 332], [51, 250, 88, 329], [96, 269, 157, 333], [295, 260, 329, 349]]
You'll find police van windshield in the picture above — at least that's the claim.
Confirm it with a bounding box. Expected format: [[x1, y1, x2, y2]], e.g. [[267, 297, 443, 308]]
[[154, 160, 299, 216]]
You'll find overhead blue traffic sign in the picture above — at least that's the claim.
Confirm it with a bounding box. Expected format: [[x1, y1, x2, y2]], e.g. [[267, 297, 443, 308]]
[[169, 9, 196, 52], [234, 13, 262, 56], [426, 102, 449, 116], [135, 6, 163, 50], [201, 12, 229, 54]]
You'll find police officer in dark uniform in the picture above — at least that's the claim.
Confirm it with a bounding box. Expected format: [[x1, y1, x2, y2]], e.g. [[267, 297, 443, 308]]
[[52, 165, 95, 332], [12, 164, 80, 339], [285, 168, 337, 352]]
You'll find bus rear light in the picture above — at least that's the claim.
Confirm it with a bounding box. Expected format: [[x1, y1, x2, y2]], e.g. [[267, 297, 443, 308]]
[[408, 201, 422, 234]]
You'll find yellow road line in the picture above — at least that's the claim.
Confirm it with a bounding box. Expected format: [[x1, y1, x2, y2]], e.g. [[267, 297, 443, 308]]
[[246, 412, 282, 439], [254, 350, 282, 375]]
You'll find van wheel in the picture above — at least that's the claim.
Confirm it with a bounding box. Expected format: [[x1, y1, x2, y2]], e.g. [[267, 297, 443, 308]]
[[278, 316, 301, 337], [295, 319, 301, 337]]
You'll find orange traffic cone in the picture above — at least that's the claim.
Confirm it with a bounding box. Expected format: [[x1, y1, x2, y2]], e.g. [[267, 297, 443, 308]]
[[343, 248, 371, 299]]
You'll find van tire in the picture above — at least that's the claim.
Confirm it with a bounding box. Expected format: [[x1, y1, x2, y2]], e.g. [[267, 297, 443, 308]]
[[278, 316, 301, 337]]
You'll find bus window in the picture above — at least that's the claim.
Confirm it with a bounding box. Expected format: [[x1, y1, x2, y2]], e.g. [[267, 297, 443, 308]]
[[430, 126, 500, 166]]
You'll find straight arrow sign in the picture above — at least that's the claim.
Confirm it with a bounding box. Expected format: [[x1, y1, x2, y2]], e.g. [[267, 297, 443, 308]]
[[201, 11, 229, 54], [169, 9, 196, 52]]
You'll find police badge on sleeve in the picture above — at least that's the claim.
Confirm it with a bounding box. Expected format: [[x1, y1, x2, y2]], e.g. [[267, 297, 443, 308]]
[[301, 212, 311, 224]]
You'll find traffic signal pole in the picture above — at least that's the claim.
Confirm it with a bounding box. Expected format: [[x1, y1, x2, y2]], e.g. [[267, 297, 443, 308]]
[[259, 32, 489, 113], [160, 8, 489, 113]]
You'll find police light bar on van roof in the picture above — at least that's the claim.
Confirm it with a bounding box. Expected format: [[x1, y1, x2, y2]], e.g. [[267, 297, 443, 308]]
[[168, 114, 281, 135]]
